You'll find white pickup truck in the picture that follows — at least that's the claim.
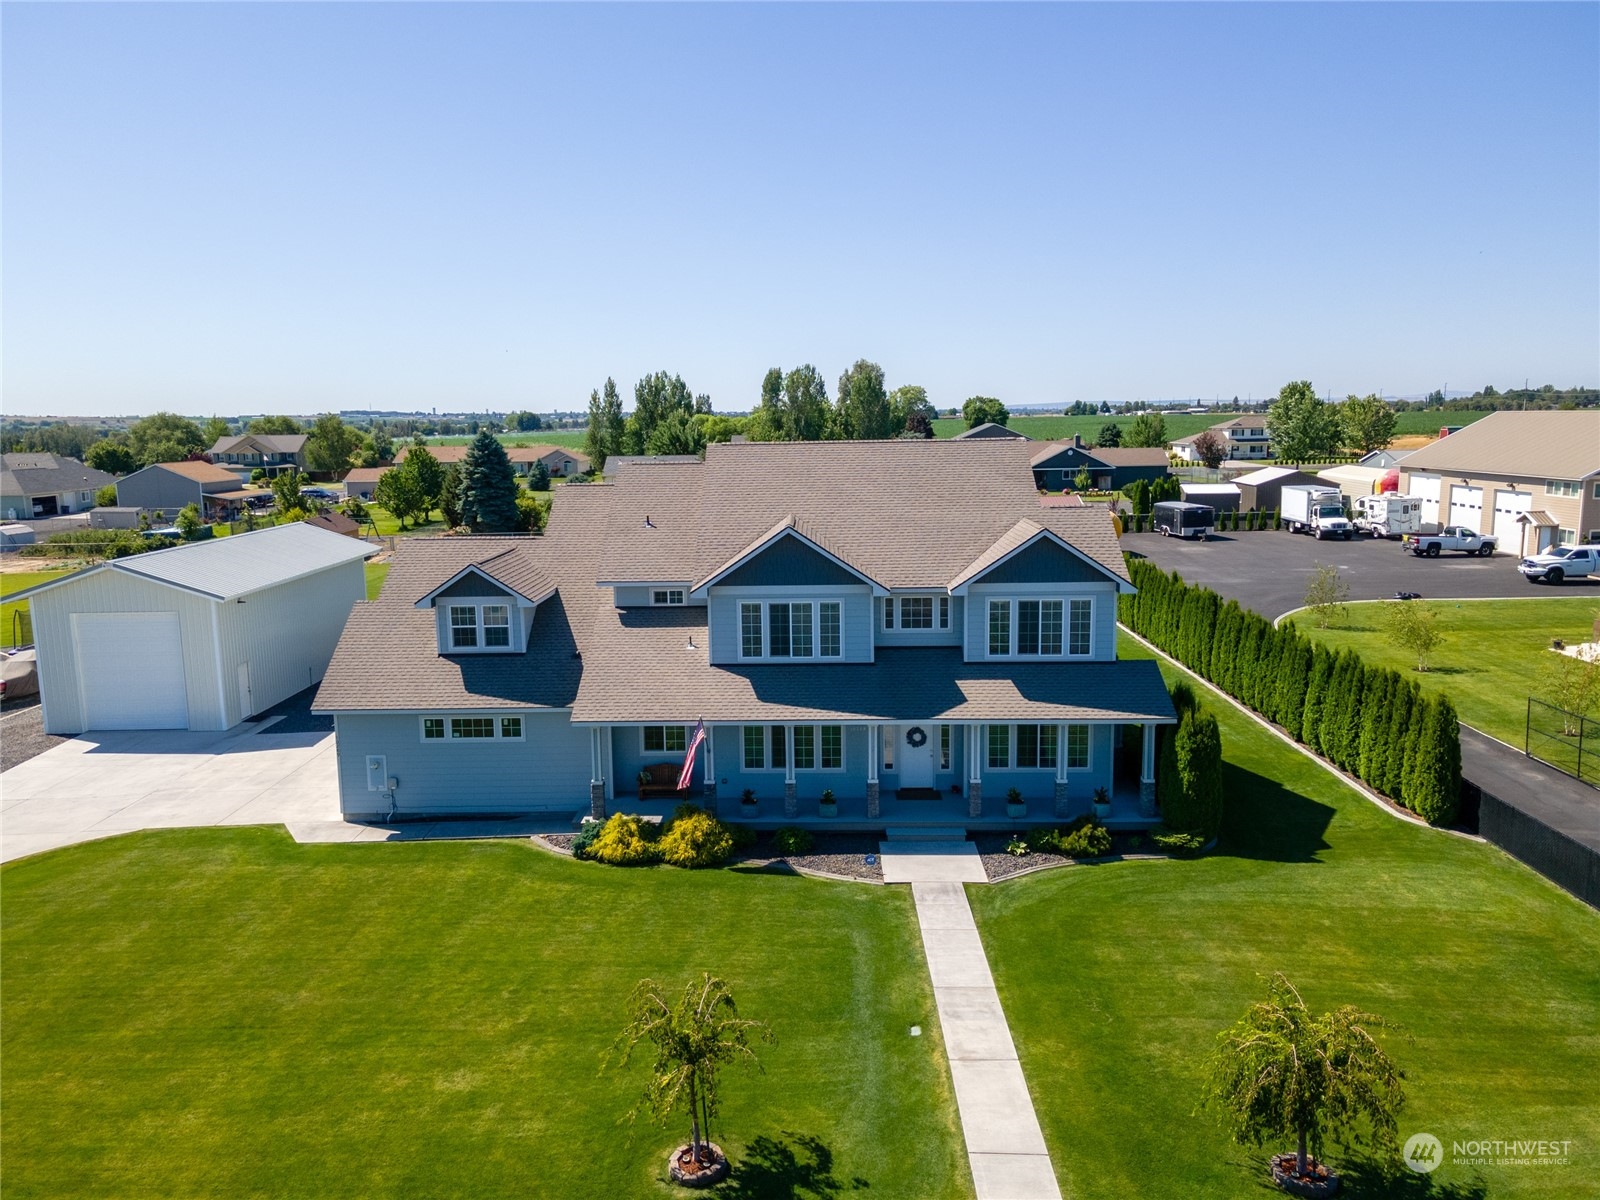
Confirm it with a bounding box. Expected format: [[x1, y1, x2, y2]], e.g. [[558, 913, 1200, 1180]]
[[1519, 545, 1600, 584], [1404, 526, 1497, 557]]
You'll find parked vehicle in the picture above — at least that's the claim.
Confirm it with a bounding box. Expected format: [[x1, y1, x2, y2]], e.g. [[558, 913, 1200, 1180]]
[[1152, 501, 1214, 540], [0, 647, 38, 700], [1281, 485, 1353, 540], [1518, 545, 1600, 584], [244, 493, 277, 511], [1352, 494, 1422, 540], [299, 487, 337, 502], [1404, 527, 1497, 557]]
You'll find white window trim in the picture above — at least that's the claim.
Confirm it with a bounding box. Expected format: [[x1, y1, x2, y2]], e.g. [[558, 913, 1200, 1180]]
[[641, 724, 688, 754], [651, 589, 686, 606], [739, 723, 847, 772], [983, 597, 1094, 660], [983, 723, 1092, 770], [442, 601, 519, 654], [888, 593, 948, 632], [419, 713, 526, 743], [737, 600, 839, 661]]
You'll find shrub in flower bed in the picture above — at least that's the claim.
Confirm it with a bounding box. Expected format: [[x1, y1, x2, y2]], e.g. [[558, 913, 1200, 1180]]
[[771, 827, 814, 855], [658, 805, 735, 868], [1026, 816, 1112, 858], [587, 814, 662, 866]]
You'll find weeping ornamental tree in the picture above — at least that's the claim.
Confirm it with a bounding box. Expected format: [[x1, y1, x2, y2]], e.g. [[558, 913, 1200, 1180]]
[[607, 974, 772, 1171], [1203, 975, 1405, 1182]]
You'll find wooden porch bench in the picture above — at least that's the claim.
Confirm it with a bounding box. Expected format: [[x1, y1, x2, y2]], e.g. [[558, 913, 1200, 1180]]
[[637, 762, 689, 802]]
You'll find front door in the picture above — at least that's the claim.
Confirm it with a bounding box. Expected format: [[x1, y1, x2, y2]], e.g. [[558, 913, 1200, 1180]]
[[899, 725, 935, 789]]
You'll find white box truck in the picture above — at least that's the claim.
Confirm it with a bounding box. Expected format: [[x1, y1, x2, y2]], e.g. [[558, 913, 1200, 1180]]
[[1281, 485, 1353, 540], [1352, 494, 1422, 539]]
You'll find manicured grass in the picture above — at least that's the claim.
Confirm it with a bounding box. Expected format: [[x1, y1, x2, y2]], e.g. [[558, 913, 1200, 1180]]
[[363, 503, 450, 537], [973, 640, 1600, 1199], [1, 569, 72, 648], [1289, 598, 1600, 747], [364, 562, 390, 600], [1, 832, 970, 1199]]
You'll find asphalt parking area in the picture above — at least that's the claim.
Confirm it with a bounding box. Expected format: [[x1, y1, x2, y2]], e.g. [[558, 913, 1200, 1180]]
[[1123, 529, 1598, 620]]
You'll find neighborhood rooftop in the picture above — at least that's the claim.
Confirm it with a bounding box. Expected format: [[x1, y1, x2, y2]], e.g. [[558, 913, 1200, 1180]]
[[1396, 410, 1600, 480]]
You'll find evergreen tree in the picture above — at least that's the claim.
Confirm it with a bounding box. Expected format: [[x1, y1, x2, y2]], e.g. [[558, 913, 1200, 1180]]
[[529, 459, 551, 491], [1406, 697, 1459, 825], [1301, 646, 1333, 749], [1317, 654, 1352, 762], [1156, 723, 1183, 820], [1380, 682, 1416, 799], [457, 429, 522, 532], [1336, 660, 1368, 772]]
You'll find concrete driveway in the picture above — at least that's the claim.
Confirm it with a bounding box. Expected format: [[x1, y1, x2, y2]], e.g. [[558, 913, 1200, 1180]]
[[0, 723, 338, 863]]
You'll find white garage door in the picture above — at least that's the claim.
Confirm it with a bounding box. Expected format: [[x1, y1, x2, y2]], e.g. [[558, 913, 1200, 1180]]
[[1493, 489, 1533, 555], [1448, 485, 1483, 531], [1410, 473, 1442, 530], [72, 611, 188, 729]]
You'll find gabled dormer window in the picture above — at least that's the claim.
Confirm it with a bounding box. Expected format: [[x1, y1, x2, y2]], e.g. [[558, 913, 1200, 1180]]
[[652, 588, 686, 606], [449, 603, 511, 649]]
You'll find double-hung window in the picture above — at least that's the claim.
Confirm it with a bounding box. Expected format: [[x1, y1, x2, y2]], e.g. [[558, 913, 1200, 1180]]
[[643, 725, 687, 753], [986, 598, 1091, 657], [448, 603, 511, 650], [741, 601, 836, 659]]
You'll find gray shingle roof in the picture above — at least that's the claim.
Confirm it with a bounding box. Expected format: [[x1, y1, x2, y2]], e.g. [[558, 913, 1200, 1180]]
[[0, 454, 118, 498], [568, 605, 1173, 723], [1397, 410, 1600, 481], [599, 440, 1127, 591]]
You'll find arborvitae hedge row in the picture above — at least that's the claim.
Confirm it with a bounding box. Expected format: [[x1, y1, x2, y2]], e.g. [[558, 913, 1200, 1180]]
[[1120, 560, 1460, 825]]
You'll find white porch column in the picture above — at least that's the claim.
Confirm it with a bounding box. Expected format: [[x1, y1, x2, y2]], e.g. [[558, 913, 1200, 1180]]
[[1054, 723, 1070, 817], [783, 724, 798, 816], [866, 724, 880, 819], [967, 724, 983, 818], [1140, 722, 1158, 817], [588, 727, 607, 820], [703, 725, 717, 813]]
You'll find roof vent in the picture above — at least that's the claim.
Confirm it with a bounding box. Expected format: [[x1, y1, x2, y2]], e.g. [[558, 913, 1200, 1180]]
[[644, 515, 655, 528]]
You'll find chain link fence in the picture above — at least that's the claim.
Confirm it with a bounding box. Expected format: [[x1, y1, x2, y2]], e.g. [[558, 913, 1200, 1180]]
[[1526, 697, 1600, 788]]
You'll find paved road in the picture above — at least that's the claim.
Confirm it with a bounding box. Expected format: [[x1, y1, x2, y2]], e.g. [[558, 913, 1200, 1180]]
[[1126, 528, 1599, 847]]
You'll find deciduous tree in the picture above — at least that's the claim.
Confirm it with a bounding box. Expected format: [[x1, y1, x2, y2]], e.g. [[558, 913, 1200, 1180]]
[[888, 385, 935, 438], [305, 414, 362, 474], [1339, 394, 1396, 454], [1303, 562, 1349, 628], [1384, 601, 1443, 671], [835, 360, 892, 440], [626, 372, 695, 455], [961, 396, 1008, 429], [129, 412, 206, 466], [1266, 381, 1341, 462], [86, 438, 138, 475], [247, 415, 302, 435], [1192, 429, 1227, 468], [1095, 422, 1123, 448]]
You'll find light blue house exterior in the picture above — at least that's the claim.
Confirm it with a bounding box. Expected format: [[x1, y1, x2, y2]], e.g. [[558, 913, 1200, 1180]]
[[315, 440, 1176, 829]]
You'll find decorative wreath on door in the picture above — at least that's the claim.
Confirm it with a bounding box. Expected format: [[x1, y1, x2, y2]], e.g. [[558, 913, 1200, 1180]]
[[905, 726, 928, 748]]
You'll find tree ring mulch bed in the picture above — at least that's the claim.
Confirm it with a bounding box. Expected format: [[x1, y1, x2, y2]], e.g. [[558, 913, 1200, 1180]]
[[668, 1142, 729, 1188], [1270, 1153, 1340, 1197]]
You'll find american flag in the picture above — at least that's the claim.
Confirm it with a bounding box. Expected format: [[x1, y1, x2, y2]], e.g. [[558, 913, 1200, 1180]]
[[676, 720, 707, 792]]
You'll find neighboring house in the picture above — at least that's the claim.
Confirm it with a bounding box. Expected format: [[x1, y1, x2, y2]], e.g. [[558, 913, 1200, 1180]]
[[343, 467, 390, 501], [0, 454, 118, 520], [1231, 466, 1322, 513], [116, 461, 249, 521], [10, 523, 373, 734], [1178, 483, 1241, 513], [207, 434, 308, 480], [953, 422, 1030, 440], [1029, 437, 1169, 492], [306, 510, 361, 537], [1398, 410, 1600, 551], [396, 443, 592, 478], [1358, 448, 1412, 469], [1170, 416, 1271, 462], [601, 455, 702, 480], [315, 440, 1177, 827], [1315, 464, 1392, 504]]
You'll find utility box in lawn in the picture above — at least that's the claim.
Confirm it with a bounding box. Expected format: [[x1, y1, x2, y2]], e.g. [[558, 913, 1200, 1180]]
[[1281, 485, 1353, 540]]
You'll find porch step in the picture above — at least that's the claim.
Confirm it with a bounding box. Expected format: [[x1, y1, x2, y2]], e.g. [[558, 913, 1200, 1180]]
[[885, 826, 970, 842]]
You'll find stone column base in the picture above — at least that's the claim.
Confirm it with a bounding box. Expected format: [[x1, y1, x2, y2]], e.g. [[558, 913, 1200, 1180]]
[[589, 782, 607, 821], [1139, 779, 1157, 817], [866, 781, 880, 819], [1054, 780, 1071, 818], [967, 781, 982, 819], [783, 781, 797, 818]]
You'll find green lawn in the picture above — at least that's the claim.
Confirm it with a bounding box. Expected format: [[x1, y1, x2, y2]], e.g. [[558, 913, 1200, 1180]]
[[974, 640, 1600, 1199], [1289, 597, 1600, 747], [365, 562, 390, 600], [1, 832, 970, 1199], [1, 569, 72, 648], [362, 503, 451, 537]]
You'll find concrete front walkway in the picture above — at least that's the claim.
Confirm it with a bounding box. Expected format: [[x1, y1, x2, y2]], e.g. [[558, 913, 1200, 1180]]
[[879, 841, 1061, 1200]]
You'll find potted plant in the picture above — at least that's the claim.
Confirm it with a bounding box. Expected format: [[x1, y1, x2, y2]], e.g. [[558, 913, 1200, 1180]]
[[819, 788, 837, 818], [1006, 787, 1025, 819], [1093, 786, 1112, 820], [740, 788, 758, 815]]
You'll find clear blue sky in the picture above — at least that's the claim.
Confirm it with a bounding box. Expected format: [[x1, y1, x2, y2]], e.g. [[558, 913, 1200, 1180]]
[[4, 3, 1597, 417]]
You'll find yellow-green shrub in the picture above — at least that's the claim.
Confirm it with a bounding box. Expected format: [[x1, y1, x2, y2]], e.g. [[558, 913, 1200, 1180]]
[[658, 808, 734, 868], [587, 814, 662, 866]]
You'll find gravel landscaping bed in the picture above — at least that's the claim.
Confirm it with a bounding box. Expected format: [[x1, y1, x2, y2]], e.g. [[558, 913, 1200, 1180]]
[[535, 831, 884, 882], [973, 832, 1162, 881], [0, 700, 69, 772]]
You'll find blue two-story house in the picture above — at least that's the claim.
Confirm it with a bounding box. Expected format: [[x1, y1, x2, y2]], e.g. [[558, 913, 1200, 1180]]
[[315, 440, 1176, 829]]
